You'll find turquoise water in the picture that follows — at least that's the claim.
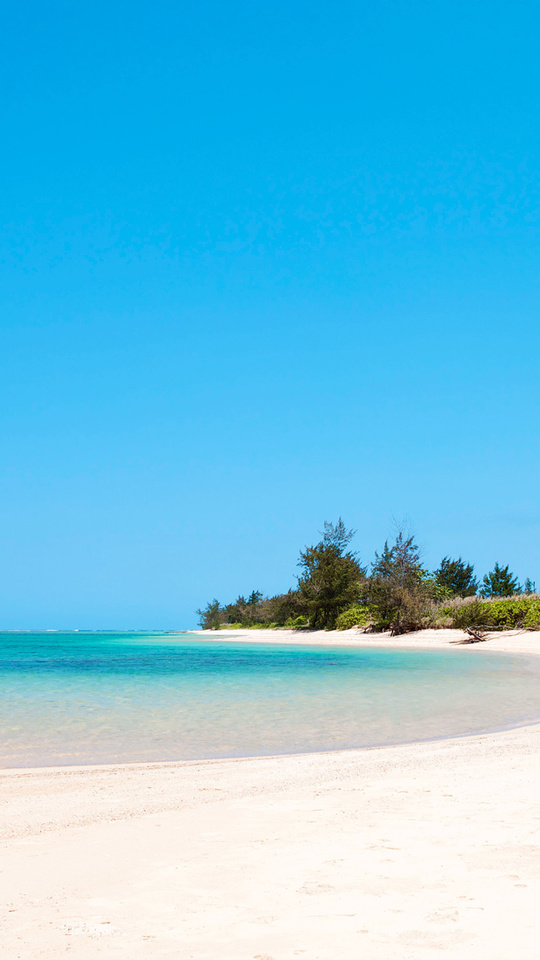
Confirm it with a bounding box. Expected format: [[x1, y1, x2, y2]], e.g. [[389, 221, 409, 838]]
[[1, 632, 540, 767]]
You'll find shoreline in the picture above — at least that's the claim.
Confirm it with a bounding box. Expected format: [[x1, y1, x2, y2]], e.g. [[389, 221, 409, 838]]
[[1, 628, 539, 775], [2, 629, 540, 957], [3, 712, 540, 781], [188, 624, 540, 654], [3, 724, 540, 958]]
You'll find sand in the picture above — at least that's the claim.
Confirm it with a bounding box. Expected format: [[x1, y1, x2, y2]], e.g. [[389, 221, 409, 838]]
[[2, 629, 540, 959]]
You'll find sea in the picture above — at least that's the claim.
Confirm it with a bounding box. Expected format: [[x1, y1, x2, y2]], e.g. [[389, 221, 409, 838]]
[[1, 631, 540, 767]]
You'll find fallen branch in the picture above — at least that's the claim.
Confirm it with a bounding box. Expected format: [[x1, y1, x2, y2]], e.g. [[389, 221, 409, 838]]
[[463, 626, 489, 643]]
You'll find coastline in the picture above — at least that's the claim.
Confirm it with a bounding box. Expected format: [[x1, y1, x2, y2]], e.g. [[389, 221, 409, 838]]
[[189, 624, 540, 655], [2, 629, 540, 958]]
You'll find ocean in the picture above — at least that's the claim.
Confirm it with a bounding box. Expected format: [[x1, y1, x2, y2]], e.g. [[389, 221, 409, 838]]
[[1, 631, 539, 767]]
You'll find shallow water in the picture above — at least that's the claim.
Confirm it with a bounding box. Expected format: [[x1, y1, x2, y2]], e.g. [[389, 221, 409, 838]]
[[1, 632, 540, 767]]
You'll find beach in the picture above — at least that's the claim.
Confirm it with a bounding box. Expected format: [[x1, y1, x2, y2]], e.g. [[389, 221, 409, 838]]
[[2, 629, 540, 959]]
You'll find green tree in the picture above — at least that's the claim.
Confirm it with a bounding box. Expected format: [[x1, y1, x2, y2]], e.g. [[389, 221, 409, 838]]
[[196, 598, 223, 629], [480, 563, 521, 598], [435, 557, 478, 598], [221, 591, 265, 625], [369, 528, 432, 634], [262, 590, 302, 625], [297, 519, 366, 629], [523, 578, 537, 595]]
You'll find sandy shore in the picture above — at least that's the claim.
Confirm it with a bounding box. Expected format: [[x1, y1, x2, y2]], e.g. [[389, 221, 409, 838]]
[[2, 629, 540, 959], [190, 624, 540, 655]]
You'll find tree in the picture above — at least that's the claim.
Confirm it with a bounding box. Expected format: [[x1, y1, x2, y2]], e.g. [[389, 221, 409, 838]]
[[435, 557, 478, 598], [297, 519, 366, 629], [218, 588, 303, 627], [196, 598, 222, 629], [369, 528, 432, 634], [480, 563, 521, 598], [221, 591, 265, 625], [523, 578, 537, 595], [262, 590, 302, 625]]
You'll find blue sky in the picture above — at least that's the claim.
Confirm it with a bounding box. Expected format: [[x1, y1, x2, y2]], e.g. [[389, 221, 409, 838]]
[[1, 0, 539, 628]]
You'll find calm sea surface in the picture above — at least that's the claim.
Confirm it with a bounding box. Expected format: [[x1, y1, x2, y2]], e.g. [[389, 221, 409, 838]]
[[1, 632, 539, 767]]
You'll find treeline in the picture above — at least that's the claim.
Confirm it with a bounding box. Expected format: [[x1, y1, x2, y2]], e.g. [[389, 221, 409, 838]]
[[196, 519, 538, 635]]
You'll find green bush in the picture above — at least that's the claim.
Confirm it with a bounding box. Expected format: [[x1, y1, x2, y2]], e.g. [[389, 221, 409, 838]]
[[335, 604, 374, 630], [285, 615, 309, 629], [523, 601, 540, 628], [488, 599, 527, 627], [222, 620, 281, 630], [450, 600, 492, 629], [447, 595, 540, 630]]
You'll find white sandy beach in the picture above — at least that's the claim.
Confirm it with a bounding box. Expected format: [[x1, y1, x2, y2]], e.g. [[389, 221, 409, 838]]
[[2, 629, 540, 959]]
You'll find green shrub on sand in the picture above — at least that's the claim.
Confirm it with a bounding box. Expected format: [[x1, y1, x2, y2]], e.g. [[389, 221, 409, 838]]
[[284, 615, 309, 629], [443, 595, 540, 630], [335, 604, 374, 630]]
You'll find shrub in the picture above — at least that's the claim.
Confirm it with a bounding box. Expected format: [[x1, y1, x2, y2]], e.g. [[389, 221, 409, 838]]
[[450, 600, 492, 629], [335, 604, 375, 630], [523, 600, 540, 629], [445, 594, 540, 630], [285, 615, 309, 629], [368, 529, 435, 634]]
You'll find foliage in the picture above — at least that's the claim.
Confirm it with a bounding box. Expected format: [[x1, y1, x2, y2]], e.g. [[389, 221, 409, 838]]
[[335, 604, 375, 630], [195, 521, 538, 637], [196, 598, 222, 630], [444, 598, 488, 629], [263, 590, 303, 625], [368, 529, 434, 634], [435, 556, 478, 598], [480, 563, 521, 598], [523, 600, 540, 628], [297, 519, 367, 629], [442, 594, 540, 630], [285, 615, 309, 628]]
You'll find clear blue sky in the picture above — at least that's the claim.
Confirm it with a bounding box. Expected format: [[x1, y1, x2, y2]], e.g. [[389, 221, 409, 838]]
[[1, 0, 539, 628]]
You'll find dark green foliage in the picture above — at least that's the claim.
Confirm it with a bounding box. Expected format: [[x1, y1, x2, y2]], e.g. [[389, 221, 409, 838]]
[[222, 590, 266, 626], [435, 557, 477, 598], [196, 598, 222, 630], [218, 589, 302, 627], [368, 529, 433, 634], [262, 590, 303, 625], [297, 519, 367, 629], [196, 522, 538, 636], [480, 563, 521, 598], [196, 588, 302, 629]]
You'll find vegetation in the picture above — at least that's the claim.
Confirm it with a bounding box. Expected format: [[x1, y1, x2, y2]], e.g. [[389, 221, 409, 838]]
[[196, 520, 536, 636], [195, 598, 222, 630], [435, 557, 478, 598], [367, 530, 433, 634], [335, 604, 376, 630], [437, 595, 540, 631], [296, 520, 366, 629], [480, 562, 521, 598]]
